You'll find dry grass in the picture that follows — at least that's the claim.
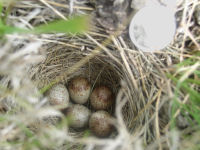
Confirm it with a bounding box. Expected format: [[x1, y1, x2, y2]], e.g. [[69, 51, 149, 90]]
[[0, 0, 199, 150]]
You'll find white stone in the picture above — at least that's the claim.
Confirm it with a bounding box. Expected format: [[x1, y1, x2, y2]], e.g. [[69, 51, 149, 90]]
[[129, 5, 176, 52]]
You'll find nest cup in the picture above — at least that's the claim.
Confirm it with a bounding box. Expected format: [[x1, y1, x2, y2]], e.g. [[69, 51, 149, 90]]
[[31, 34, 167, 143], [34, 40, 130, 122]]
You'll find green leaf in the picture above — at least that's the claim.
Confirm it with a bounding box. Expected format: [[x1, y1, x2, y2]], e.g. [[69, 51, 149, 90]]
[[194, 70, 200, 78], [0, 24, 28, 35], [184, 78, 200, 85], [33, 15, 90, 34], [0, 1, 3, 15], [181, 103, 200, 125], [176, 52, 200, 67], [39, 81, 56, 94], [0, 15, 90, 36], [177, 82, 200, 103]]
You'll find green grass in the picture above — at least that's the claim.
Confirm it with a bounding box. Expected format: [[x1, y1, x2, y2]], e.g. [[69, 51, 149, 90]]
[[0, 0, 199, 150], [0, 15, 90, 35], [167, 52, 200, 149], [0, 1, 90, 149], [168, 52, 200, 127], [0, 0, 89, 93], [0, 1, 89, 36]]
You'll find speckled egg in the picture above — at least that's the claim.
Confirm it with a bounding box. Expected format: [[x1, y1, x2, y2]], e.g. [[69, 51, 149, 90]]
[[68, 77, 91, 104], [89, 110, 114, 137], [64, 104, 91, 129], [47, 84, 69, 107], [90, 86, 114, 110]]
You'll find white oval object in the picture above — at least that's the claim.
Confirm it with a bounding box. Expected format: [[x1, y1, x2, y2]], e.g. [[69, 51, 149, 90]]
[[89, 110, 113, 137], [129, 5, 176, 52], [68, 77, 91, 104], [90, 86, 114, 110], [65, 104, 91, 129], [47, 84, 69, 107]]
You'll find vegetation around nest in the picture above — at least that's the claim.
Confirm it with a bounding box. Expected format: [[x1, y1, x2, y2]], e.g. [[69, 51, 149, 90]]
[[0, 0, 199, 150]]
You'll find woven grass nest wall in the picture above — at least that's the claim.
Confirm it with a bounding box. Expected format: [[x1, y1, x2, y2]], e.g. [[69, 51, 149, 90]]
[[33, 36, 154, 130], [31, 34, 169, 147], [0, 0, 200, 150]]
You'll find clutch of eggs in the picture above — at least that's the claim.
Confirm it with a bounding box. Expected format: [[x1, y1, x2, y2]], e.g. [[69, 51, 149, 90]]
[[46, 77, 116, 138]]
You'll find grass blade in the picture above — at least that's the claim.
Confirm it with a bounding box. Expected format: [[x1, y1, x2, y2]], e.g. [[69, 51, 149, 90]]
[[33, 15, 90, 34], [0, 15, 90, 36]]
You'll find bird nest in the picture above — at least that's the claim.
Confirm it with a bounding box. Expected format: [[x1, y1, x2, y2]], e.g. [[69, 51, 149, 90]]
[[31, 30, 169, 146], [1, 0, 199, 150]]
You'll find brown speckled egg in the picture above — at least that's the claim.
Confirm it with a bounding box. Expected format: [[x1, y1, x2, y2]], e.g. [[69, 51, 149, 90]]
[[64, 104, 91, 129], [47, 84, 69, 107], [90, 86, 114, 110], [68, 77, 91, 104], [89, 110, 113, 137]]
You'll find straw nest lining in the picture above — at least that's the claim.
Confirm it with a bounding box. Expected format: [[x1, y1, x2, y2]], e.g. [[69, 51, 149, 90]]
[[33, 39, 123, 117], [31, 30, 170, 143], [35, 41, 121, 115]]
